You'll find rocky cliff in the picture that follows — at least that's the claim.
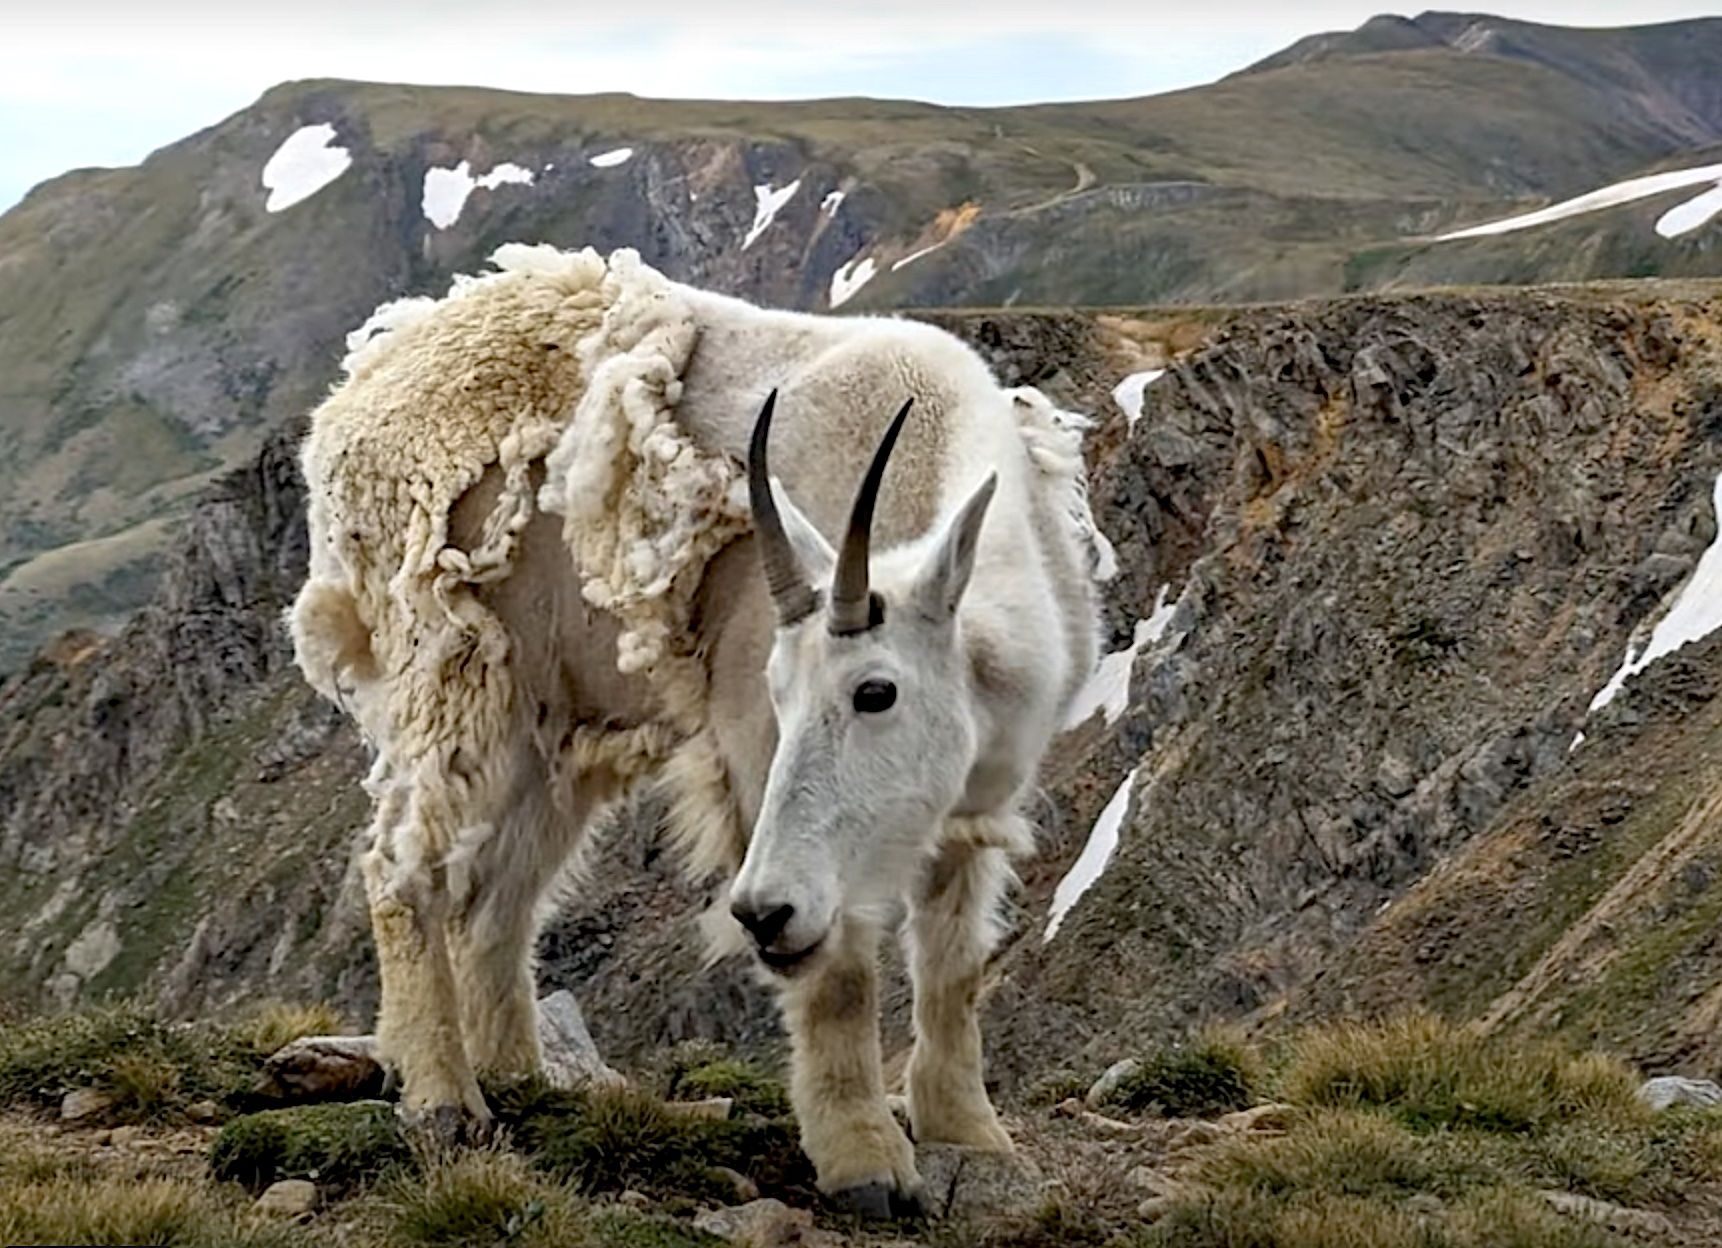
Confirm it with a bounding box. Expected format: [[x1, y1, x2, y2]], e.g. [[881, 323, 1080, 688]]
[[5, 283, 1722, 1090]]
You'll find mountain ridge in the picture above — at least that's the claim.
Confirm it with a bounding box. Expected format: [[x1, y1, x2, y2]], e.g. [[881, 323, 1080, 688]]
[[2, 12, 1722, 667]]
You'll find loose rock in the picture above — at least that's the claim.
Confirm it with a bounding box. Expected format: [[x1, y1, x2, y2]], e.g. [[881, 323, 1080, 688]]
[[1216, 1103, 1294, 1133], [256, 1035, 385, 1103], [1138, 1194, 1180, 1220], [1638, 1075, 1722, 1111], [255, 1178, 319, 1216], [667, 1096, 734, 1121], [1167, 1120, 1225, 1151], [1086, 1058, 1142, 1108], [185, 1098, 222, 1124], [1127, 1165, 1180, 1198], [538, 989, 624, 1088], [1539, 1190, 1673, 1236], [710, 1165, 761, 1202], [60, 1087, 115, 1121], [918, 1144, 1046, 1221], [694, 1197, 817, 1247]]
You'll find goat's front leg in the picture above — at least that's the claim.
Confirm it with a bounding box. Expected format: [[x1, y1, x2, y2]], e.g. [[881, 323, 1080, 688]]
[[363, 786, 490, 1143], [903, 839, 1012, 1152], [778, 920, 921, 1215]]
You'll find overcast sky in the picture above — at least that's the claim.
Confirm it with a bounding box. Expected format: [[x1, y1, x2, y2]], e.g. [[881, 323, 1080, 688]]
[[3, 1, 1719, 212]]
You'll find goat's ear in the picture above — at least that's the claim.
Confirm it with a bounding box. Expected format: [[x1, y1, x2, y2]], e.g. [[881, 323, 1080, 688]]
[[770, 477, 836, 584], [913, 473, 997, 619]]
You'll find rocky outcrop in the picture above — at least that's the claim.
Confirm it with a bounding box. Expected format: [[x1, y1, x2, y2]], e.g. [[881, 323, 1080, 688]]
[[6, 288, 1722, 1092]]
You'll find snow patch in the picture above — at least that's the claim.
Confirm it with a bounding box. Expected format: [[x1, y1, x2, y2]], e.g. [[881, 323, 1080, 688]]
[[1062, 585, 1176, 731], [829, 255, 876, 309], [589, 147, 633, 168], [422, 160, 535, 230], [1658, 182, 1722, 238], [743, 179, 801, 249], [891, 240, 946, 272], [1435, 162, 1722, 242], [1111, 369, 1166, 431], [261, 124, 351, 213], [1046, 768, 1140, 941], [822, 189, 845, 217], [1587, 472, 1722, 715]]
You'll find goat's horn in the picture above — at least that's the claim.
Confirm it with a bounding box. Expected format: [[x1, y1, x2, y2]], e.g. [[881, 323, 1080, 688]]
[[748, 390, 818, 626], [829, 397, 914, 636]]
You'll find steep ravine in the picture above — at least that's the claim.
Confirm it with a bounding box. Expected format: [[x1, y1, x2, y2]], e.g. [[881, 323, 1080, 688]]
[[4, 287, 1722, 1090]]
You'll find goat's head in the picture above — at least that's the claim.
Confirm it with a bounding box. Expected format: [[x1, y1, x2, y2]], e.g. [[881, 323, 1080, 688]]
[[730, 390, 997, 974]]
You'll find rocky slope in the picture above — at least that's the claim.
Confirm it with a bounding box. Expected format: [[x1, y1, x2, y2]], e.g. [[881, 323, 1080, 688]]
[[6, 282, 1722, 1096], [6, 12, 1722, 666]]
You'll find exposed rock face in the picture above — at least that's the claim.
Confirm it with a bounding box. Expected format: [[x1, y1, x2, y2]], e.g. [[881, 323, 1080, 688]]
[[986, 291, 1722, 1082], [5, 288, 1722, 1092]]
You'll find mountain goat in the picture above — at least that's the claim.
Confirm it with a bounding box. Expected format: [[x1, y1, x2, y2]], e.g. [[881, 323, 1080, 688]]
[[290, 245, 1099, 1213]]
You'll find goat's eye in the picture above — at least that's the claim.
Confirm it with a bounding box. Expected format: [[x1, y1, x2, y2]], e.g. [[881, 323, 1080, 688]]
[[852, 679, 897, 714]]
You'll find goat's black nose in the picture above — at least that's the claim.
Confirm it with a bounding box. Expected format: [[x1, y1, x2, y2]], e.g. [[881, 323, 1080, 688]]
[[731, 899, 795, 947]]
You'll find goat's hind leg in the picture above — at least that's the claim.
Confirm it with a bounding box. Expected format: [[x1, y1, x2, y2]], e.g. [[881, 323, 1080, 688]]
[[904, 837, 1013, 1152], [448, 754, 593, 1081], [778, 921, 922, 1217]]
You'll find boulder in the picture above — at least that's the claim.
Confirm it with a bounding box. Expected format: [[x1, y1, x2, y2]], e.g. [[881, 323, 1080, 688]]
[[538, 989, 623, 1088], [255, 1178, 319, 1216], [256, 1034, 385, 1103], [918, 1144, 1046, 1221]]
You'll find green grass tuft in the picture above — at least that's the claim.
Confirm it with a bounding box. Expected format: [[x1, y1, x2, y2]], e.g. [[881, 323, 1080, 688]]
[[1281, 1011, 1646, 1135], [0, 1002, 266, 1120], [661, 1047, 791, 1119], [0, 1174, 299, 1248], [495, 1079, 812, 1206], [209, 1101, 414, 1193], [388, 1147, 568, 1247], [1106, 1031, 1262, 1118]]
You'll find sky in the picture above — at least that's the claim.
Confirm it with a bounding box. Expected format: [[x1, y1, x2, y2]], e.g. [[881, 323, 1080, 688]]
[[3, 1, 1720, 213]]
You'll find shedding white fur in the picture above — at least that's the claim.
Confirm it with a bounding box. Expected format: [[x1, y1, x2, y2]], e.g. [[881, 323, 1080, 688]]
[[289, 245, 1103, 1204]]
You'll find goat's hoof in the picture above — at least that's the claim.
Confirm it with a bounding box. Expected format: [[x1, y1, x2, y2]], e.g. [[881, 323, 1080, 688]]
[[401, 1102, 492, 1149], [829, 1180, 925, 1221]]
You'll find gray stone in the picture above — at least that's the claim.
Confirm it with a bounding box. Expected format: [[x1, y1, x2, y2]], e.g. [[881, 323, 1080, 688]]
[[1085, 1057, 1141, 1108], [917, 1144, 1046, 1221], [59, 1087, 115, 1121], [537, 989, 622, 1089], [709, 1166, 761, 1203], [1216, 1103, 1294, 1133], [1539, 1190, 1672, 1236], [1137, 1194, 1179, 1220], [1638, 1075, 1722, 1111], [694, 1198, 817, 1247], [1127, 1165, 1180, 1198], [667, 1096, 733, 1120], [256, 1178, 319, 1216]]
